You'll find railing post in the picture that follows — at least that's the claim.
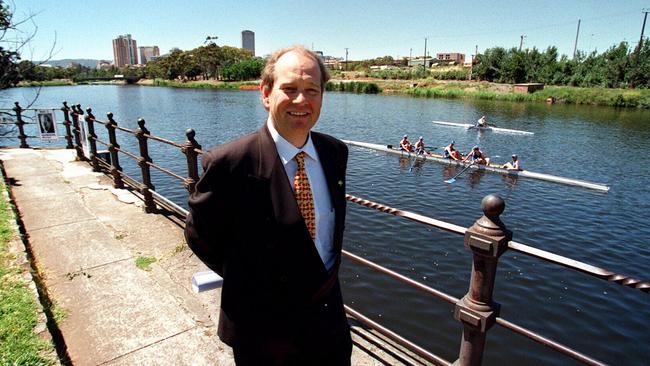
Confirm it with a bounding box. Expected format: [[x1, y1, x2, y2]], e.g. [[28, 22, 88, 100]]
[[85, 108, 100, 172], [71, 104, 85, 160], [453, 194, 512, 366], [13, 102, 28, 148], [182, 128, 201, 194], [61, 101, 74, 149], [134, 118, 156, 213], [105, 112, 124, 189]]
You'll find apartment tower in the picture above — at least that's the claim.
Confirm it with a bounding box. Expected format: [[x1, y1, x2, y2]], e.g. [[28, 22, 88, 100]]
[[241, 30, 255, 56], [112, 34, 138, 67]]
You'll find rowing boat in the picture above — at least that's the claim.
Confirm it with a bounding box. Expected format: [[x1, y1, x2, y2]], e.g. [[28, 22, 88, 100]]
[[432, 120, 534, 135], [343, 140, 609, 192]]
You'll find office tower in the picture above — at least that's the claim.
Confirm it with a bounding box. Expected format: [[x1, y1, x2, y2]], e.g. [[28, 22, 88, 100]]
[[139, 46, 160, 64], [112, 34, 138, 67], [241, 30, 255, 56]]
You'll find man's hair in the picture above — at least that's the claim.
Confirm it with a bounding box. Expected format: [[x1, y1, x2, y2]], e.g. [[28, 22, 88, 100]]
[[261, 45, 330, 91]]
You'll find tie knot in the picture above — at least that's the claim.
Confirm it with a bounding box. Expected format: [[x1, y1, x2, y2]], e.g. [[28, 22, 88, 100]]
[[295, 151, 306, 168]]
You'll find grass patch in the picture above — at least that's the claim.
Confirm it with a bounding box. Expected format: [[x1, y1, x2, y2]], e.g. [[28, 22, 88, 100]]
[[135, 256, 156, 271], [404, 83, 650, 108], [0, 181, 57, 365], [17, 79, 74, 87], [148, 78, 259, 90]]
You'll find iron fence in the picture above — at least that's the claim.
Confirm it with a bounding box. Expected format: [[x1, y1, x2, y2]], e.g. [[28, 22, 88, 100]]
[[2, 101, 648, 365]]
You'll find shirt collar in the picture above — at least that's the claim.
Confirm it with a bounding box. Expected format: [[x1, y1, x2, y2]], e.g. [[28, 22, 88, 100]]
[[267, 117, 319, 165]]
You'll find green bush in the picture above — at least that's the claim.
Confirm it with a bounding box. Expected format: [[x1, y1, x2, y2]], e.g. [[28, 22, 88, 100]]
[[325, 81, 382, 94]]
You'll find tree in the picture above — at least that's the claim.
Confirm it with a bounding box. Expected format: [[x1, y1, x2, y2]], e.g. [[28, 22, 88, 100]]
[[0, 1, 22, 88]]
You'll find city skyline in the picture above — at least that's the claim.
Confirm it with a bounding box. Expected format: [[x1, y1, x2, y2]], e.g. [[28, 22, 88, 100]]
[[14, 0, 650, 63]]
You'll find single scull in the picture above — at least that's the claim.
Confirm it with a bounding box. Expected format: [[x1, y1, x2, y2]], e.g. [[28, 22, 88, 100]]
[[432, 120, 534, 135], [344, 140, 609, 192]]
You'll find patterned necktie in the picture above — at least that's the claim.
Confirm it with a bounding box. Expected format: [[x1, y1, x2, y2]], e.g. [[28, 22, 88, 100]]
[[293, 152, 316, 240]]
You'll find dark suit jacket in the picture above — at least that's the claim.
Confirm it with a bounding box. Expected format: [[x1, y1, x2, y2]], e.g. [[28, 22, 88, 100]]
[[185, 125, 349, 352]]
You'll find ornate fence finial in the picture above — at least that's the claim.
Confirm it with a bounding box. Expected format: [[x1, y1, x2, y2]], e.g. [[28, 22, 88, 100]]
[[183, 128, 202, 194], [13, 102, 28, 148], [454, 194, 512, 366], [61, 101, 74, 149], [84, 108, 100, 172], [135, 118, 155, 213], [105, 112, 123, 189]]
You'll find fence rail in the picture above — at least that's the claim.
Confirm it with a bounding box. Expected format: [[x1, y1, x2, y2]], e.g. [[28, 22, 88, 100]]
[[2, 101, 645, 365]]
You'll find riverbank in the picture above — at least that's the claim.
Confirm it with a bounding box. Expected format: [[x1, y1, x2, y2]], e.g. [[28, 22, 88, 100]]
[[350, 78, 650, 108], [17, 77, 650, 109], [138, 78, 260, 90]]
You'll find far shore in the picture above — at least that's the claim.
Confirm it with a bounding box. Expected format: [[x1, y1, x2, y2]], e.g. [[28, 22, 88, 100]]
[[16, 77, 650, 109]]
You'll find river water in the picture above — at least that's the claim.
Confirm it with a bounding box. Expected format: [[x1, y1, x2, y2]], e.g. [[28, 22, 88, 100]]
[[2, 85, 649, 365]]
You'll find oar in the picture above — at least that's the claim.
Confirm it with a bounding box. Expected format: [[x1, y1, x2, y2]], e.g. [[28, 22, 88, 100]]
[[409, 150, 425, 172], [444, 162, 475, 184]]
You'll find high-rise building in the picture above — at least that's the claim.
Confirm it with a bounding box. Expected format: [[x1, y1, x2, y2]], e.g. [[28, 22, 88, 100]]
[[139, 46, 160, 64], [241, 30, 255, 56], [112, 34, 138, 67]]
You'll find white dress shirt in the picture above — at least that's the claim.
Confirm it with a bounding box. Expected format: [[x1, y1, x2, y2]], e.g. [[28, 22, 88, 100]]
[[267, 119, 336, 271]]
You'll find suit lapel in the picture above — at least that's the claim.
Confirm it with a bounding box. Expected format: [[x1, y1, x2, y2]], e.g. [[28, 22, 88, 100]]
[[255, 125, 303, 227]]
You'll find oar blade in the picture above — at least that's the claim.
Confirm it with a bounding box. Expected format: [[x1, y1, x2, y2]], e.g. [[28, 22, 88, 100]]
[[444, 178, 456, 184]]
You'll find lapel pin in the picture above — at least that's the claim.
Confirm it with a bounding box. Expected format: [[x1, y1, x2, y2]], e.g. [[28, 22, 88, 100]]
[[338, 180, 344, 186]]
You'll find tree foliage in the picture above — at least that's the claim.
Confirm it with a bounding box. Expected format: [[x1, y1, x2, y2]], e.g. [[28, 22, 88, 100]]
[[0, 1, 22, 88], [143, 45, 261, 81], [473, 42, 650, 88]]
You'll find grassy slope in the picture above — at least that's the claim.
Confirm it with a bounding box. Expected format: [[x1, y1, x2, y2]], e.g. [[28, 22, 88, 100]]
[[369, 78, 650, 108], [0, 180, 56, 365]]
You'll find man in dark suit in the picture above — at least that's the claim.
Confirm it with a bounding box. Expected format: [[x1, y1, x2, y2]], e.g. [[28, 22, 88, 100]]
[[185, 45, 351, 365]]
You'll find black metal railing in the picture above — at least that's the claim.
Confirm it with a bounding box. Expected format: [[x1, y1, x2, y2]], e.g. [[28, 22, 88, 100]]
[[2, 101, 648, 366]]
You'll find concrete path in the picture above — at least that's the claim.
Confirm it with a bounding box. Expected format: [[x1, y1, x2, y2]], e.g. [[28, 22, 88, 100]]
[[0, 148, 432, 366]]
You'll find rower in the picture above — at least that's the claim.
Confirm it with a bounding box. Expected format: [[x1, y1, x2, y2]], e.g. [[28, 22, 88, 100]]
[[443, 140, 462, 160], [501, 154, 522, 171], [400, 135, 414, 152], [414, 136, 427, 155], [477, 116, 488, 127], [463, 145, 490, 165]]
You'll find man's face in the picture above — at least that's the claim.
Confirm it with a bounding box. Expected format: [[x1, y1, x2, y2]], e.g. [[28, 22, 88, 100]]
[[261, 51, 322, 147]]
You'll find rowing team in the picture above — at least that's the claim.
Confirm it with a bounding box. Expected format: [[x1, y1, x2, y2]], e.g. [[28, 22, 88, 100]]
[[399, 135, 521, 171]]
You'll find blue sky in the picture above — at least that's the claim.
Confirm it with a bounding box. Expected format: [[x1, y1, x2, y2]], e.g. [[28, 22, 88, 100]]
[[13, 0, 650, 62]]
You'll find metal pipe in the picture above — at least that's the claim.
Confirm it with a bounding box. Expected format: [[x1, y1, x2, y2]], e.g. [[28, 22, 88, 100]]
[[345, 305, 451, 366]]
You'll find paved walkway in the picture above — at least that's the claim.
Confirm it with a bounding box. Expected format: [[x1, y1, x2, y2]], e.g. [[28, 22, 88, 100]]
[[0, 148, 431, 366]]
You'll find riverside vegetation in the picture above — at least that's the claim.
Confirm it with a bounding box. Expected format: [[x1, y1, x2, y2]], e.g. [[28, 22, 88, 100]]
[[0, 180, 57, 365], [6, 0, 649, 110]]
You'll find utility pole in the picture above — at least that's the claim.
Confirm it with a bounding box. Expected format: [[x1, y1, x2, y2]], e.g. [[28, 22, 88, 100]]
[[573, 19, 581, 59], [638, 9, 649, 52], [519, 35, 525, 51], [344, 48, 349, 71], [469, 45, 478, 81], [423, 37, 428, 69]]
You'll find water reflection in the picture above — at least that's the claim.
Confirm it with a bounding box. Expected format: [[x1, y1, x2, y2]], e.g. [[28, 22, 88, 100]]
[[398, 156, 410, 169], [466, 169, 486, 188], [501, 173, 519, 190]]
